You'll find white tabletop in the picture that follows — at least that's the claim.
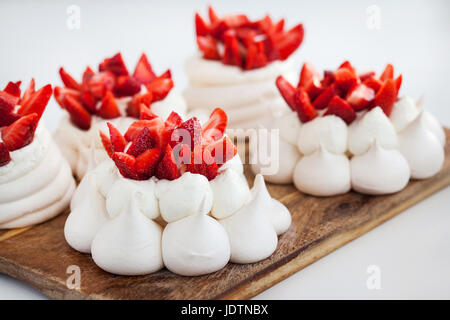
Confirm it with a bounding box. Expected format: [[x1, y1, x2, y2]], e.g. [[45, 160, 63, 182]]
[[0, 0, 449, 299]]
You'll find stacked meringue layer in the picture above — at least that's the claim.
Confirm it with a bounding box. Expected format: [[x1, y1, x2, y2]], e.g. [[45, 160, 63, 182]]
[[65, 154, 291, 276], [0, 125, 75, 229], [184, 56, 296, 132], [252, 96, 445, 196], [54, 91, 187, 180]]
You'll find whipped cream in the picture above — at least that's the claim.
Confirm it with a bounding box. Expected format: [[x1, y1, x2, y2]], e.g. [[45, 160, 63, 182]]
[[0, 124, 75, 229], [162, 198, 230, 276]]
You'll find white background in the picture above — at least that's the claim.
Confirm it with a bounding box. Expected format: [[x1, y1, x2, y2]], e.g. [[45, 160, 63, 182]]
[[0, 0, 449, 299]]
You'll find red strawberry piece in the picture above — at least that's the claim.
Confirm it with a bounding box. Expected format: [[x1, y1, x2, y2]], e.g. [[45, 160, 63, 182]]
[[62, 95, 91, 130], [135, 147, 161, 178], [195, 12, 211, 36], [202, 108, 227, 143], [0, 142, 11, 166], [276, 75, 296, 111], [126, 127, 154, 157], [293, 88, 317, 123], [156, 145, 180, 180], [305, 78, 323, 101], [374, 79, 397, 116], [274, 18, 285, 32], [99, 53, 129, 76], [325, 96, 356, 124], [80, 90, 97, 113], [312, 84, 337, 110], [114, 75, 141, 97], [380, 64, 394, 81], [0, 91, 19, 114], [363, 75, 382, 93], [245, 38, 268, 70], [3, 81, 21, 98], [339, 61, 356, 74], [197, 36, 221, 60], [298, 62, 319, 88], [145, 76, 173, 102], [88, 71, 115, 99], [139, 104, 158, 120], [208, 6, 220, 24], [126, 92, 153, 118], [81, 66, 95, 90], [184, 145, 219, 181], [158, 69, 172, 80], [21, 79, 35, 106], [334, 68, 358, 93], [133, 53, 156, 85], [346, 84, 375, 111], [321, 70, 335, 88], [59, 67, 81, 90], [175, 117, 202, 150], [359, 71, 376, 82], [1, 113, 38, 151], [165, 111, 183, 128], [273, 24, 304, 60], [222, 30, 242, 67], [107, 122, 127, 153], [112, 152, 139, 180], [395, 74, 402, 93], [223, 14, 250, 29], [17, 84, 53, 120], [0, 111, 20, 127], [124, 118, 165, 147], [99, 131, 113, 157], [162, 111, 183, 147], [97, 91, 120, 119], [53, 87, 81, 108], [205, 135, 237, 167]]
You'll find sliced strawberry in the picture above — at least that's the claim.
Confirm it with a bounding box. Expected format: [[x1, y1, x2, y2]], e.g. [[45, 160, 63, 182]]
[[363, 75, 382, 93], [62, 95, 91, 130], [195, 12, 211, 36], [126, 127, 154, 157], [99, 53, 129, 76], [0, 111, 20, 127], [126, 92, 153, 118], [114, 75, 141, 97], [276, 75, 296, 111], [107, 122, 127, 153], [273, 24, 304, 60], [97, 91, 120, 119], [158, 69, 172, 80], [305, 78, 323, 101], [274, 18, 285, 32], [112, 152, 138, 180], [184, 145, 219, 181], [202, 108, 227, 142], [0, 91, 19, 114], [359, 71, 375, 82], [88, 71, 115, 99], [139, 104, 158, 120], [324, 96, 356, 124], [133, 53, 156, 85], [395, 74, 402, 93], [3, 81, 21, 98], [135, 147, 161, 178], [205, 135, 237, 167], [124, 118, 165, 147], [80, 90, 97, 113], [321, 70, 335, 88], [17, 84, 52, 120], [99, 131, 113, 157], [208, 6, 220, 24], [155, 145, 180, 180], [165, 111, 183, 128], [374, 79, 397, 116], [298, 62, 319, 88], [293, 88, 317, 123], [197, 36, 221, 60], [380, 64, 394, 81], [222, 30, 242, 67], [21, 79, 35, 106], [59, 67, 81, 90], [346, 84, 375, 111], [81, 66, 95, 90], [339, 61, 356, 74], [163, 111, 184, 147], [145, 76, 173, 102], [245, 38, 267, 70], [0, 142, 11, 166], [53, 87, 81, 108], [174, 117, 202, 149], [312, 84, 336, 110], [334, 68, 358, 93], [1, 113, 38, 151]]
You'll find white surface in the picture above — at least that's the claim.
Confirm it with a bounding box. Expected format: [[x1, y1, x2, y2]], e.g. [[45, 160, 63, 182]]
[[0, 0, 449, 299]]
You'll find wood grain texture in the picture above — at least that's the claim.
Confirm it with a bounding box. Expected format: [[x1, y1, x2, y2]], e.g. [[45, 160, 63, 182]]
[[0, 129, 449, 300]]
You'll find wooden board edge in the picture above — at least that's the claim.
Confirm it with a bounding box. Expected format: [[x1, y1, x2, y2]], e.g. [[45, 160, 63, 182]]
[[219, 173, 450, 300]]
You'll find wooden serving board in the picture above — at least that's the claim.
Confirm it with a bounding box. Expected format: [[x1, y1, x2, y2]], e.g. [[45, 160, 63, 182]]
[[0, 130, 449, 300]]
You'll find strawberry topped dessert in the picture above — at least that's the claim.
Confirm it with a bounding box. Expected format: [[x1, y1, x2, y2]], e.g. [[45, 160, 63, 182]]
[[251, 61, 445, 196], [184, 6, 304, 133], [53, 52, 187, 180], [0, 80, 75, 229], [64, 108, 291, 276]]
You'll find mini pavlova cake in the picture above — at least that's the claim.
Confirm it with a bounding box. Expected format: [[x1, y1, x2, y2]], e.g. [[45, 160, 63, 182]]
[[64, 107, 291, 276], [251, 61, 445, 196], [53, 52, 187, 180], [0, 80, 75, 228], [185, 6, 303, 132]]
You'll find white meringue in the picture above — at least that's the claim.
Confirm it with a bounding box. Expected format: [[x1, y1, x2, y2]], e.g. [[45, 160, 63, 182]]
[[210, 168, 251, 219], [106, 177, 159, 220], [251, 174, 291, 235], [91, 194, 163, 276], [390, 96, 420, 132], [351, 141, 410, 195], [422, 110, 446, 147], [219, 178, 278, 264], [293, 145, 351, 196], [398, 112, 444, 179], [162, 198, 230, 276], [271, 110, 301, 146], [348, 107, 398, 156], [155, 172, 213, 223], [297, 115, 348, 155], [218, 152, 244, 175]]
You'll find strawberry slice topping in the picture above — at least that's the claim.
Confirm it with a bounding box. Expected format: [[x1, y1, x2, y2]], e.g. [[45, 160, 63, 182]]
[[97, 91, 121, 119], [298, 62, 319, 88], [99, 131, 113, 157], [174, 117, 202, 150], [59, 68, 81, 90], [107, 122, 127, 153], [183, 145, 219, 181], [380, 63, 394, 81], [21, 79, 35, 106], [139, 104, 158, 120], [112, 152, 139, 180], [145, 75, 174, 102], [346, 84, 375, 111], [222, 30, 242, 67], [293, 88, 317, 123], [135, 147, 161, 178], [202, 108, 227, 143], [276, 75, 296, 111], [312, 84, 336, 110], [133, 53, 156, 85], [0, 142, 11, 166], [113, 75, 141, 97], [3, 81, 21, 98], [1, 113, 38, 151], [373, 79, 397, 116], [62, 94, 92, 130], [126, 127, 154, 157], [197, 36, 221, 60], [156, 145, 180, 180], [99, 53, 129, 76], [0, 91, 19, 114], [324, 96, 356, 124], [17, 84, 53, 120]]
